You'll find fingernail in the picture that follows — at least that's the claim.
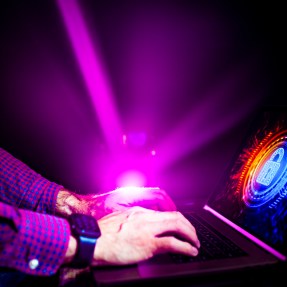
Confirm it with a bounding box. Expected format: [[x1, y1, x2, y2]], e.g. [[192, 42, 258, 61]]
[[191, 247, 198, 256]]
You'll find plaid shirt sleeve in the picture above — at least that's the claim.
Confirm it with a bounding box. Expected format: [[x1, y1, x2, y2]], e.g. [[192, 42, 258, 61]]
[[0, 147, 71, 275], [0, 147, 63, 214], [0, 201, 70, 275]]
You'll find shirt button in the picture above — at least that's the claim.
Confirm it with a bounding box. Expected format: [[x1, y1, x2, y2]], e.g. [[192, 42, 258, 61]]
[[29, 259, 39, 270]]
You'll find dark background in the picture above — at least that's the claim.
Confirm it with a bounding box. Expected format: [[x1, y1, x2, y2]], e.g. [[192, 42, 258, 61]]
[[0, 0, 286, 203]]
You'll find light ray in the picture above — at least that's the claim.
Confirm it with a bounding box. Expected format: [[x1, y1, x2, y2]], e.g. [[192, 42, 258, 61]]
[[155, 58, 264, 172], [56, 0, 122, 152]]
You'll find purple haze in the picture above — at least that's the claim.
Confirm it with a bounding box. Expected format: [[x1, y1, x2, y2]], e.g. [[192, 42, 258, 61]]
[[0, 1, 274, 201]]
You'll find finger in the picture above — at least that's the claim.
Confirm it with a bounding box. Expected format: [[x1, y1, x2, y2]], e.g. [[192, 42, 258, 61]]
[[158, 223, 200, 249], [148, 214, 200, 248], [155, 236, 199, 257], [126, 209, 200, 248]]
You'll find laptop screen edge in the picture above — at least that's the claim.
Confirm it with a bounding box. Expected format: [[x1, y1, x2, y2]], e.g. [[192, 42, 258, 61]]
[[204, 204, 286, 261]]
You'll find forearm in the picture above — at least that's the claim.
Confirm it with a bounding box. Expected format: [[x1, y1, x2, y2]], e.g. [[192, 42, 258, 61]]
[[55, 189, 80, 217], [0, 202, 71, 276], [55, 189, 107, 219]]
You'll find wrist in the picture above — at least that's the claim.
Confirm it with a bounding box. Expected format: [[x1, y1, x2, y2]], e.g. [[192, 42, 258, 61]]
[[64, 236, 77, 265], [68, 213, 101, 268], [55, 189, 102, 218]]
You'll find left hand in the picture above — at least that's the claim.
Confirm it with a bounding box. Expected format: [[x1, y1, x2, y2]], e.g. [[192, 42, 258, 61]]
[[56, 187, 177, 219], [91, 187, 177, 218]]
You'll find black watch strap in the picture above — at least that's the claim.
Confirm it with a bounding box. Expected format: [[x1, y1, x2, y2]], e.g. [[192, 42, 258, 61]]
[[68, 214, 101, 269]]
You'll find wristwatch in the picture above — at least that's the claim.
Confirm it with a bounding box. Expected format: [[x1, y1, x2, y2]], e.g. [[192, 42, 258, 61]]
[[68, 213, 101, 268]]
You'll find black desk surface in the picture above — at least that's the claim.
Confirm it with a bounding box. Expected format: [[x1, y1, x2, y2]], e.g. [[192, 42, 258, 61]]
[[55, 262, 286, 287], [11, 261, 285, 287]]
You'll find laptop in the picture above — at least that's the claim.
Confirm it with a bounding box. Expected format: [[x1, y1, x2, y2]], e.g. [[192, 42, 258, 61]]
[[91, 106, 287, 286]]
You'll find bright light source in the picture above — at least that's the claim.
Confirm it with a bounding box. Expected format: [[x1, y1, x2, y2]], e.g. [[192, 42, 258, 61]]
[[114, 186, 160, 195], [122, 134, 127, 145], [116, 170, 146, 187]]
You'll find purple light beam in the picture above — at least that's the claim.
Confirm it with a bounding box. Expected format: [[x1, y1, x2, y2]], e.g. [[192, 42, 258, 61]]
[[56, 0, 122, 152], [155, 57, 264, 171]]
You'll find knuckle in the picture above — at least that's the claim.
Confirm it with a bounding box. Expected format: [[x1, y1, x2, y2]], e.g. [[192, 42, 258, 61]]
[[161, 236, 174, 249]]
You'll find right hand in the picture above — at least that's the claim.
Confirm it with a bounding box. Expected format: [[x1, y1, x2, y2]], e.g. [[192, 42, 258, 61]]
[[92, 206, 200, 266]]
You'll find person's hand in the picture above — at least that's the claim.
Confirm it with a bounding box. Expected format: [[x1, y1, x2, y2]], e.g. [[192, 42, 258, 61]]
[[93, 206, 200, 266], [90, 187, 177, 219], [56, 187, 177, 219]]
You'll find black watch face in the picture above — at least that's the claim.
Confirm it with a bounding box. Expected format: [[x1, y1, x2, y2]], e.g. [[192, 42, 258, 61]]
[[69, 214, 101, 238]]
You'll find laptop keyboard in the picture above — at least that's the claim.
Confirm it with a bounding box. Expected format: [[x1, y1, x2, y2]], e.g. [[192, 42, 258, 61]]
[[170, 213, 247, 263]]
